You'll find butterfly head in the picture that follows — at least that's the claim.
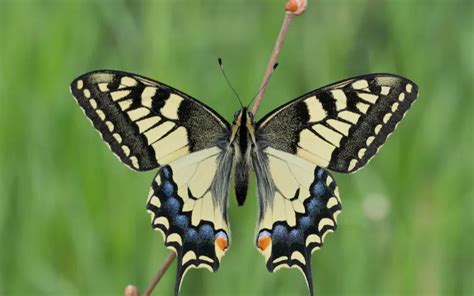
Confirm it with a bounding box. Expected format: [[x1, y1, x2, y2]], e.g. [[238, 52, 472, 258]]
[[232, 107, 255, 126]]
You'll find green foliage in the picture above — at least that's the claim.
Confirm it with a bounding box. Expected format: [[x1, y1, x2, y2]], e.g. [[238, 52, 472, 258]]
[[0, 0, 472, 295]]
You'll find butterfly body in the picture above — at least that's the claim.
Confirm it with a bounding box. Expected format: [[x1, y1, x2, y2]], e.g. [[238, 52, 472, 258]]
[[70, 70, 418, 295], [230, 107, 256, 206]]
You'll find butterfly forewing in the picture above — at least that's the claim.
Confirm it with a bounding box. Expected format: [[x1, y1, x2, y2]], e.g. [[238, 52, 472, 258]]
[[70, 70, 229, 171], [256, 74, 418, 173]]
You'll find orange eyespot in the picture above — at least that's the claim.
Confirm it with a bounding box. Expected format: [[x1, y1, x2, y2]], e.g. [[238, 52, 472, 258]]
[[215, 236, 228, 251], [257, 235, 272, 251]]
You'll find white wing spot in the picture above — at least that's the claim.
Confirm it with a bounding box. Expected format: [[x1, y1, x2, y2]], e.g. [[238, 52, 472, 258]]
[[352, 79, 369, 90], [334, 187, 341, 203], [83, 89, 91, 98], [137, 116, 161, 133], [130, 156, 139, 169], [76, 80, 83, 90], [339, 111, 360, 124], [89, 98, 97, 109], [118, 99, 133, 111], [383, 113, 392, 123], [113, 133, 122, 143], [160, 94, 184, 120], [305, 234, 321, 246], [380, 86, 390, 95], [314, 124, 343, 146], [154, 216, 169, 230], [348, 159, 357, 171], [290, 251, 306, 264], [406, 84, 413, 93], [167, 233, 182, 245], [182, 251, 197, 264], [358, 148, 366, 159], [305, 97, 327, 122], [374, 124, 382, 134], [327, 197, 339, 209], [318, 218, 334, 232], [298, 130, 334, 166], [366, 136, 375, 146], [199, 255, 213, 262], [144, 121, 175, 145], [391, 102, 399, 112], [398, 93, 406, 102], [141, 87, 157, 108], [128, 107, 150, 121], [96, 109, 106, 120], [325, 175, 334, 187], [321, 229, 334, 243], [333, 209, 342, 223], [149, 195, 161, 208], [98, 83, 109, 92], [122, 145, 130, 156], [356, 102, 370, 113], [331, 89, 347, 110], [111, 90, 131, 101], [327, 119, 351, 136], [273, 256, 287, 264], [121, 76, 138, 87], [105, 121, 114, 132], [358, 93, 378, 104]]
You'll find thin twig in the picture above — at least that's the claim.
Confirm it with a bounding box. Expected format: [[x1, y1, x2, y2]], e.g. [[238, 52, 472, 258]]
[[251, 0, 307, 115], [142, 252, 177, 296]]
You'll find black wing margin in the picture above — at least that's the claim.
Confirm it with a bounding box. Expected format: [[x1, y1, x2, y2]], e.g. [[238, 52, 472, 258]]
[[256, 74, 418, 173]]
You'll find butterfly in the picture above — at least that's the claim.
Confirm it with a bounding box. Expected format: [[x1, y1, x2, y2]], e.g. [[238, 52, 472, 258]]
[[70, 70, 418, 295]]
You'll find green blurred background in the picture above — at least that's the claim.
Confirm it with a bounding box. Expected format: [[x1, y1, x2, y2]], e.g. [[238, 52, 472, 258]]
[[0, 0, 472, 295]]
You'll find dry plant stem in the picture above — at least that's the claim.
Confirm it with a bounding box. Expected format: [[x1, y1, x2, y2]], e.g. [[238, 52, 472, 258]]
[[142, 251, 177, 296], [251, 12, 294, 115]]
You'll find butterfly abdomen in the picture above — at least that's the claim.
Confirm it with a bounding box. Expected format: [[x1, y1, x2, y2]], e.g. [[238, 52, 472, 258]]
[[234, 158, 249, 206]]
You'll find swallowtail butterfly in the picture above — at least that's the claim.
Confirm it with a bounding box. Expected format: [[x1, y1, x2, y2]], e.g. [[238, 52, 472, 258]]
[[70, 70, 418, 295]]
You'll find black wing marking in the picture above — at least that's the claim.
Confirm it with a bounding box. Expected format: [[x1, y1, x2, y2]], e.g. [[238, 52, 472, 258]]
[[146, 148, 232, 295], [253, 148, 341, 296], [256, 74, 418, 173], [70, 70, 230, 171]]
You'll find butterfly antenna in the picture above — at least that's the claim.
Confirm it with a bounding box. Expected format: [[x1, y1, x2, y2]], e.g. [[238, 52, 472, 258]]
[[218, 58, 243, 108], [247, 63, 279, 108]]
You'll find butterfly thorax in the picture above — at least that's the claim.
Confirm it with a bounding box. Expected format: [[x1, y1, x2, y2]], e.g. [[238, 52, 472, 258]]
[[231, 108, 256, 206]]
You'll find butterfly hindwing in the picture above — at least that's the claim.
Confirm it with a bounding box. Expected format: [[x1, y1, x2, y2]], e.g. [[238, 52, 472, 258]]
[[254, 148, 341, 296], [256, 74, 418, 173], [70, 70, 229, 171], [146, 147, 232, 295]]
